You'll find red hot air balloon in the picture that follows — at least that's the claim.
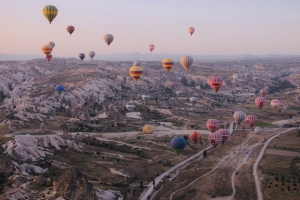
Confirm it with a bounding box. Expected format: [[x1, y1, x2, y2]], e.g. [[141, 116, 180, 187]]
[[255, 97, 266, 109], [245, 115, 258, 128], [189, 131, 201, 144], [271, 99, 280, 110], [188, 27, 195, 36], [206, 119, 220, 132], [148, 44, 155, 52], [209, 76, 223, 93], [217, 129, 230, 145], [66, 25, 75, 35], [260, 89, 267, 97], [46, 54, 52, 61], [209, 132, 222, 148]]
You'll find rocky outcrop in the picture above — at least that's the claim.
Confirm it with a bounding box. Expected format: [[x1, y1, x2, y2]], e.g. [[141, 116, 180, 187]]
[[53, 167, 97, 200], [0, 146, 14, 175]]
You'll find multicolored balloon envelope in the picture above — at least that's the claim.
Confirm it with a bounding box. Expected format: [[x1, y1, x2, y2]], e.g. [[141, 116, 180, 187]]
[[42, 44, 53, 56], [206, 119, 219, 132], [217, 129, 230, 145], [148, 44, 155, 52], [104, 34, 114, 46], [271, 99, 280, 110], [208, 76, 223, 93], [255, 97, 265, 109], [162, 58, 174, 72], [66, 25, 75, 35], [209, 132, 222, 148], [188, 27, 195, 36], [171, 137, 186, 155], [245, 115, 258, 128], [189, 131, 201, 144], [129, 66, 143, 81], [43, 5, 58, 24]]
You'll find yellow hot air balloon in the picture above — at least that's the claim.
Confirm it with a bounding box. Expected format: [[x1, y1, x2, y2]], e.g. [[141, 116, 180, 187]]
[[42, 5, 58, 24], [129, 66, 143, 81], [162, 58, 174, 72], [42, 44, 53, 56], [142, 124, 153, 134]]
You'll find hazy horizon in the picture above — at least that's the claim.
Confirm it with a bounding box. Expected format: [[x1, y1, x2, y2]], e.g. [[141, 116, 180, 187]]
[[1, 1, 300, 57]]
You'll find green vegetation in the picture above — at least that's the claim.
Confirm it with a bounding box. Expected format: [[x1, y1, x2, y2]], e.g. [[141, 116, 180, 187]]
[[256, 121, 272, 127]]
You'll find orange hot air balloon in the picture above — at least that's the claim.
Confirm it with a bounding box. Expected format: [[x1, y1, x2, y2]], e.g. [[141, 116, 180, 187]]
[[209, 76, 223, 93], [206, 119, 220, 133], [255, 97, 265, 109], [245, 115, 258, 128], [66, 25, 75, 35], [271, 99, 280, 110], [46, 54, 52, 61], [180, 56, 193, 71], [42, 44, 53, 56], [217, 129, 230, 145], [162, 58, 174, 72], [189, 131, 201, 144], [188, 27, 195, 36], [148, 44, 155, 52], [129, 66, 143, 81]]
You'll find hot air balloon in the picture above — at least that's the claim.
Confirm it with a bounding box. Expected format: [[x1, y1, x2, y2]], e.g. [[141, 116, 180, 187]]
[[148, 44, 155, 52], [129, 66, 143, 81], [208, 76, 223, 93], [126, 102, 135, 111], [46, 54, 52, 61], [217, 129, 230, 145], [55, 84, 64, 95], [255, 97, 266, 109], [180, 56, 193, 71], [42, 5, 58, 24], [66, 25, 75, 35], [103, 34, 114, 46], [260, 89, 267, 97], [176, 90, 182, 97], [253, 77, 258, 83], [271, 99, 280, 110], [253, 88, 259, 95], [189, 97, 198, 106], [206, 119, 220, 132], [171, 137, 186, 154], [142, 94, 150, 101], [133, 60, 141, 66], [88, 51, 95, 60], [162, 58, 174, 72], [188, 27, 195, 36], [254, 127, 262, 134], [79, 53, 85, 61], [168, 82, 176, 89], [48, 41, 55, 48], [209, 132, 222, 148], [245, 73, 249, 80], [245, 115, 258, 128], [142, 124, 153, 134], [189, 131, 201, 144], [42, 44, 53, 56], [233, 111, 246, 125]]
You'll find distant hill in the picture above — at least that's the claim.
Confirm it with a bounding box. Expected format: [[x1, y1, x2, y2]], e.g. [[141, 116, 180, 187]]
[[0, 53, 299, 62]]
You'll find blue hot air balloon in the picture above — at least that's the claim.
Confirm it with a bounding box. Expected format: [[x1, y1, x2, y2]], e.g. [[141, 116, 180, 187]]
[[55, 84, 64, 95], [171, 137, 186, 155]]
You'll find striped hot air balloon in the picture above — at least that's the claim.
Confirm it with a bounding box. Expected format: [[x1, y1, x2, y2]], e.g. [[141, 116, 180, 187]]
[[188, 27, 195, 36], [142, 124, 153, 134], [245, 115, 258, 128], [254, 127, 262, 134], [180, 56, 193, 71], [206, 119, 219, 132], [46, 54, 52, 61], [148, 44, 155, 52], [103, 34, 114, 46], [48, 41, 55, 48], [260, 89, 267, 97], [42, 5, 58, 24], [209, 132, 222, 148], [66, 25, 75, 35], [217, 129, 230, 145], [88, 51, 95, 60], [171, 137, 186, 154], [129, 66, 143, 81], [189, 97, 198, 106], [42, 44, 52, 56], [233, 111, 246, 125], [209, 76, 223, 93], [79, 53, 85, 61], [271, 99, 280, 110], [162, 58, 174, 72], [255, 97, 266, 109], [189, 131, 201, 144]]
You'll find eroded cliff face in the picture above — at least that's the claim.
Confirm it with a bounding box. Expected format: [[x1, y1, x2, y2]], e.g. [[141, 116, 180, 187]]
[[0, 146, 13, 176], [52, 167, 97, 200]]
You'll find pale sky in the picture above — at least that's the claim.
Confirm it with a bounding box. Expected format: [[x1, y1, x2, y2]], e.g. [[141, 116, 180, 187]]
[[1, 0, 300, 57]]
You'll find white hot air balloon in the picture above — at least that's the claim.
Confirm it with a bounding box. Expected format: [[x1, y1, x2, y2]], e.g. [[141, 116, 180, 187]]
[[254, 127, 262, 134], [233, 111, 246, 125], [88, 51, 95, 60], [189, 97, 198, 106]]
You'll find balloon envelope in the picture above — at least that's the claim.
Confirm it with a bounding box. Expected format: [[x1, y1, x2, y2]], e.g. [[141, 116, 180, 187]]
[[162, 58, 174, 72], [254, 127, 262, 134], [245, 115, 258, 128], [171, 137, 186, 154], [129, 66, 143, 81], [88, 51, 95, 60], [43, 5, 58, 24], [66, 25, 75, 35], [55, 84, 64, 95], [209, 132, 222, 148], [148, 44, 155, 52], [206, 119, 219, 132], [42, 44, 52, 56], [79, 53, 85, 61], [142, 124, 153, 134], [180, 56, 193, 71], [104, 34, 114, 46], [233, 111, 246, 125], [189, 131, 201, 144], [48, 41, 55, 48], [217, 129, 230, 145], [188, 27, 195, 35]]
